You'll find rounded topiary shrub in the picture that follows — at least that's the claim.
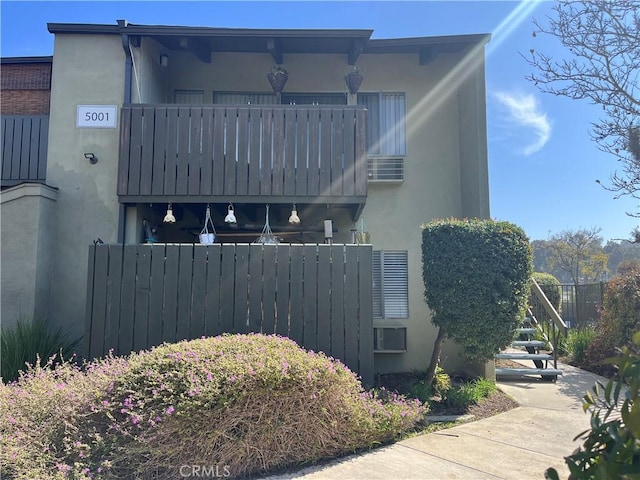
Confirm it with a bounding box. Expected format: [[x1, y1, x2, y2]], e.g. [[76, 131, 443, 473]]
[[531, 271, 561, 311], [0, 334, 425, 479]]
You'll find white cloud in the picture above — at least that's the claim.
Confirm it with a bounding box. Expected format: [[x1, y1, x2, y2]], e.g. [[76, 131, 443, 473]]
[[493, 91, 551, 156]]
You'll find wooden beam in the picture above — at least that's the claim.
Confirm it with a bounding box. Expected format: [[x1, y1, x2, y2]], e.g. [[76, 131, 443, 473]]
[[178, 37, 211, 63], [348, 38, 366, 65], [267, 38, 283, 65]]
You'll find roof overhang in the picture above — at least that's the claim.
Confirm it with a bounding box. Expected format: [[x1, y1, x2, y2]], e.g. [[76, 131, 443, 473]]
[[47, 21, 490, 66]]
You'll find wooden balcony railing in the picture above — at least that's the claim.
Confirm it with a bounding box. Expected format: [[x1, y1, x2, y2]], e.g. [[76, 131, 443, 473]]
[[1, 115, 49, 187], [117, 104, 368, 209]]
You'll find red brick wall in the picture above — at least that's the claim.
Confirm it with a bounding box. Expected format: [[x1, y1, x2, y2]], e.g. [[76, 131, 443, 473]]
[[1, 63, 52, 114]]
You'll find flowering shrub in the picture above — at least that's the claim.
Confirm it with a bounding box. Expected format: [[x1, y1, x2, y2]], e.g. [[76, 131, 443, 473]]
[[0, 334, 425, 479]]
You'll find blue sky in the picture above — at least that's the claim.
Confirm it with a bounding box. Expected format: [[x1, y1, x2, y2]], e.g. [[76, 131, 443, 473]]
[[2, 0, 639, 242]]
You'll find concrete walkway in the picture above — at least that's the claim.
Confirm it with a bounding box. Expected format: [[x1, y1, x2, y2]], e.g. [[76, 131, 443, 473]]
[[263, 363, 606, 480]]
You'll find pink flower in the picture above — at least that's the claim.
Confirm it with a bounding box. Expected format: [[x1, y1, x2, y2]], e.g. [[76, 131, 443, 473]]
[[166, 406, 175, 415], [230, 375, 236, 383]]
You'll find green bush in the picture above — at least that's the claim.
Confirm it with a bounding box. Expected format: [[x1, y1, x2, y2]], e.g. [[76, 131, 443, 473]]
[[1, 317, 81, 383], [545, 332, 640, 480], [441, 378, 497, 410], [422, 218, 533, 362], [532, 271, 562, 311], [409, 367, 451, 403], [0, 334, 425, 479], [565, 327, 596, 366], [585, 270, 640, 376]]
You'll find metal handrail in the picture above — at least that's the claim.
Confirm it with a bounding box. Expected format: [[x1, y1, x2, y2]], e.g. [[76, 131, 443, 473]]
[[529, 277, 568, 370]]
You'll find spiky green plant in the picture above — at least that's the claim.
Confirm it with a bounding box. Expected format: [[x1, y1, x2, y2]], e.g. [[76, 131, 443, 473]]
[[1, 317, 81, 383]]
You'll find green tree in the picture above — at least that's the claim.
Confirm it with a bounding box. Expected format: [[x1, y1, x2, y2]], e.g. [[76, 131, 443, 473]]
[[604, 239, 640, 274], [421, 219, 533, 386], [526, 0, 640, 210], [547, 228, 608, 285]]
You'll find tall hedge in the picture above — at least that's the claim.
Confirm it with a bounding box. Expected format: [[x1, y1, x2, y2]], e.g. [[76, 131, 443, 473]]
[[422, 218, 533, 361]]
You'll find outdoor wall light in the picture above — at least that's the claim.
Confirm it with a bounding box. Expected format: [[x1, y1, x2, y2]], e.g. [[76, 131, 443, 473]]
[[163, 203, 176, 223], [288, 203, 301, 225], [84, 152, 98, 164], [159, 54, 169, 67], [225, 203, 237, 224]]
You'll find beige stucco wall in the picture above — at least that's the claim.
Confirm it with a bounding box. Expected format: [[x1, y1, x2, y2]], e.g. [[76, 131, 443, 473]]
[[45, 33, 125, 340], [1, 183, 58, 328]]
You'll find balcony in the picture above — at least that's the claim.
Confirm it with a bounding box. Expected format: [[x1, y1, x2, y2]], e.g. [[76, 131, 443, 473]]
[[118, 104, 368, 218]]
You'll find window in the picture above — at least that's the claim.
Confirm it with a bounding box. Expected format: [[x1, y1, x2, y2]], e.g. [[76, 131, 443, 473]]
[[174, 90, 205, 104], [358, 93, 406, 156], [213, 92, 277, 104], [373, 250, 409, 319]]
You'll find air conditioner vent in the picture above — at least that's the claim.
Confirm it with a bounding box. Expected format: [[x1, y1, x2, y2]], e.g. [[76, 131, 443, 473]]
[[367, 157, 404, 181], [373, 327, 407, 352]]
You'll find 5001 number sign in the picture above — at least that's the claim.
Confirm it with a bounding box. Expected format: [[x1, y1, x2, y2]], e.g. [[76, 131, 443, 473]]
[[77, 105, 117, 128]]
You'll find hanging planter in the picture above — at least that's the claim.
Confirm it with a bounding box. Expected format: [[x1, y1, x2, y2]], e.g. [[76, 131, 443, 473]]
[[199, 204, 217, 244], [267, 65, 289, 93], [345, 67, 364, 95], [254, 204, 279, 244]]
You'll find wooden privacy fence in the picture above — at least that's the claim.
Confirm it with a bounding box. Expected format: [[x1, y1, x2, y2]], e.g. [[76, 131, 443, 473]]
[[85, 243, 374, 384], [1, 115, 49, 186], [117, 104, 367, 203]]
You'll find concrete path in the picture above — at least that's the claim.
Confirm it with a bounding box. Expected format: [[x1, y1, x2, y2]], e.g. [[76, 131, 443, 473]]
[[262, 363, 606, 480]]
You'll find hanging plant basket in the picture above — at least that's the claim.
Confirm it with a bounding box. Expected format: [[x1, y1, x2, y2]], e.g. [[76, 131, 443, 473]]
[[345, 69, 364, 95], [267, 66, 289, 93]]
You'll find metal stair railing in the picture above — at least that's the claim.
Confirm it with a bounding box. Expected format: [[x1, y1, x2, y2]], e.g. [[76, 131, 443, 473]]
[[529, 278, 568, 370]]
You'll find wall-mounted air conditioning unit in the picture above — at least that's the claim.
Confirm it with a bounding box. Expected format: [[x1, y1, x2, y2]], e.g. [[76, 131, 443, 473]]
[[367, 157, 404, 182], [373, 327, 407, 353]]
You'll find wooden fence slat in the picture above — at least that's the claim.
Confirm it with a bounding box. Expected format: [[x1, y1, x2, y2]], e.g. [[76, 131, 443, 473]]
[[343, 109, 356, 196], [84, 245, 97, 359], [260, 108, 273, 195], [90, 245, 109, 358], [236, 108, 249, 196], [200, 108, 214, 196], [176, 107, 191, 195], [344, 245, 359, 373], [288, 245, 304, 344], [128, 108, 143, 195], [283, 110, 296, 196], [148, 244, 165, 347], [191, 246, 208, 338], [248, 108, 262, 195], [317, 246, 331, 354], [331, 246, 345, 360], [204, 245, 222, 336], [275, 246, 290, 337], [133, 246, 151, 352], [271, 108, 285, 196], [219, 244, 236, 333], [261, 245, 277, 334], [295, 108, 309, 196], [2, 118, 15, 179], [331, 109, 344, 196], [248, 245, 264, 333], [9, 118, 22, 182], [233, 244, 250, 333], [19, 117, 32, 180], [151, 107, 167, 196], [357, 245, 374, 386], [211, 109, 225, 195], [319, 109, 332, 196], [139, 107, 155, 195], [355, 109, 368, 197], [105, 246, 123, 356], [37, 117, 48, 181], [176, 244, 194, 341], [28, 117, 40, 180], [119, 246, 138, 355], [188, 107, 203, 195], [224, 107, 238, 196], [164, 108, 179, 195], [162, 245, 180, 343], [118, 108, 132, 195], [302, 245, 318, 351], [308, 109, 320, 195]]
